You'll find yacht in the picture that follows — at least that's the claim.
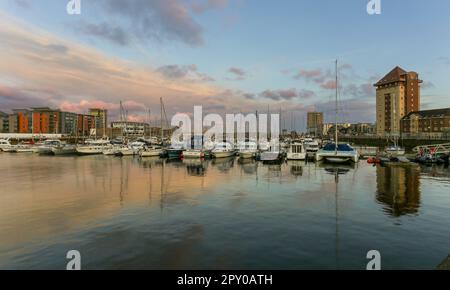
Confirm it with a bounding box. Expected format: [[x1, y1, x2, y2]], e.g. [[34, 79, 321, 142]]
[[76, 139, 112, 155], [0, 139, 12, 151], [102, 146, 120, 155], [238, 141, 258, 159], [258, 140, 271, 152], [115, 146, 135, 156], [140, 146, 163, 157], [129, 141, 146, 154], [167, 141, 186, 159], [51, 144, 77, 155], [36, 139, 63, 155], [212, 142, 236, 158], [303, 138, 320, 156], [182, 149, 212, 159], [385, 146, 405, 156], [316, 143, 359, 163], [287, 142, 306, 160]]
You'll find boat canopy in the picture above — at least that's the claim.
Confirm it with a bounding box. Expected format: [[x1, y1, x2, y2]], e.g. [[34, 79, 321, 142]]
[[323, 143, 355, 152]]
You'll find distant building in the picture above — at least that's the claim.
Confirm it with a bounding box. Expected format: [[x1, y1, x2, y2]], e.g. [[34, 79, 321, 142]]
[[307, 112, 324, 136], [401, 108, 450, 139], [111, 121, 150, 138], [31, 107, 60, 134], [375, 66, 422, 137], [322, 122, 352, 136], [89, 108, 108, 137], [350, 123, 376, 135], [12, 109, 32, 133], [77, 114, 96, 137], [0, 111, 8, 133]]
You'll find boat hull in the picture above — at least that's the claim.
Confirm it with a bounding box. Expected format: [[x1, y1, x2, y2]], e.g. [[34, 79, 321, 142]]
[[52, 147, 77, 155], [140, 150, 162, 157], [239, 151, 256, 159], [287, 152, 306, 160], [212, 151, 235, 158], [316, 151, 359, 163], [167, 149, 183, 159]]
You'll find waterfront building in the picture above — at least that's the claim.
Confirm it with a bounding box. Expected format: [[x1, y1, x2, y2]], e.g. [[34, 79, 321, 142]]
[[401, 108, 450, 139], [31, 107, 60, 134], [307, 112, 324, 137], [12, 109, 32, 133], [60, 112, 79, 136], [111, 121, 150, 138], [77, 114, 96, 137], [89, 108, 108, 137], [375, 66, 422, 137], [0, 111, 8, 133]]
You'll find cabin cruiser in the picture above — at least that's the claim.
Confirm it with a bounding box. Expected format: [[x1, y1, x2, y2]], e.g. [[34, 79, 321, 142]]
[[212, 142, 236, 158], [0, 138, 12, 151], [238, 141, 258, 159], [140, 146, 163, 157], [182, 149, 212, 159], [287, 142, 306, 160], [129, 141, 146, 154], [315, 143, 359, 163], [385, 146, 405, 156], [52, 144, 77, 155], [303, 138, 320, 156], [76, 139, 112, 155], [36, 139, 63, 155]]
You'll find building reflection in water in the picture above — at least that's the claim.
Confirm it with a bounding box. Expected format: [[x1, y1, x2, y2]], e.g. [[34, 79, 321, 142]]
[[376, 165, 421, 217]]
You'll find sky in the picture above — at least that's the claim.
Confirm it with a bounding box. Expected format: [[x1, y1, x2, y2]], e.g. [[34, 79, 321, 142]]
[[1, 0, 450, 131]]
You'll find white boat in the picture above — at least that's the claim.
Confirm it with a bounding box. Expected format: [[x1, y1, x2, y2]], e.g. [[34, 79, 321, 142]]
[[51, 144, 77, 155], [303, 138, 320, 155], [315, 143, 359, 163], [15, 144, 34, 153], [385, 146, 405, 156], [36, 139, 63, 155], [103, 146, 120, 155], [0, 139, 12, 151], [258, 140, 271, 152], [212, 142, 236, 158], [76, 139, 112, 155], [129, 141, 146, 154], [238, 141, 258, 159], [287, 142, 306, 160], [260, 143, 283, 162], [182, 149, 211, 159], [116, 146, 135, 156], [140, 146, 163, 157]]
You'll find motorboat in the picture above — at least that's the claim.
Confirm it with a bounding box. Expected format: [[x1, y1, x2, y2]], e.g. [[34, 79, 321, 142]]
[[140, 146, 163, 157], [0, 138, 12, 151], [182, 149, 211, 159], [260, 144, 283, 163], [76, 139, 112, 155], [51, 144, 77, 155], [287, 142, 306, 160], [129, 141, 146, 154], [238, 141, 258, 159], [303, 138, 320, 155], [315, 143, 359, 163], [36, 139, 63, 155], [385, 146, 405, 156], [212, 142, 236, 158], [115, 146, 135, 156], [258, 140, 271, 152], [167, 141, 186, 159]]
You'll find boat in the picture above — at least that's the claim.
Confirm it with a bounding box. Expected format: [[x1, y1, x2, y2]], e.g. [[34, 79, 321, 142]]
[[260, 143, 283, 163], [258, 140, 271, 152], [36, 139, 63, 155], [385, 146, 405, 156], [316, 143, 359, 163], [129, 141, 146, 154], [51, 144, 77, 155], [287, 142, 306, 160], [315, 60, 359, 164], [13, 143, 34, 153], [303, 138, 320, 157], [212, 142, 236, 158], [76, 139, 112, 155], [182, 149, 211, 159], [238, 141, 258, 159], [102, 146, 120, 155], [140, 146, 163, 157], [115, 146, 135, 156], [167, 141, 186, 159], [0, 138, 12, 151]]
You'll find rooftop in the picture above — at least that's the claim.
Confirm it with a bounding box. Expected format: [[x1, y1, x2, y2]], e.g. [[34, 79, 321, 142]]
[[403, 108, 450, 119]]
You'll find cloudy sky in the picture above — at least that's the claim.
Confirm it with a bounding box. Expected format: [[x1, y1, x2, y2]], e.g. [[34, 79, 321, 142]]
[[1, 0, 449, 131]]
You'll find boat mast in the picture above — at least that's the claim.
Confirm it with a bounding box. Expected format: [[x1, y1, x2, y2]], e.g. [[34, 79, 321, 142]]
[[160, 97, 163, 144], [335, 59, 338, 155]]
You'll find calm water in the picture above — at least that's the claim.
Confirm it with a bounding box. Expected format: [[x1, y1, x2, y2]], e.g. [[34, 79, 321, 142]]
[[0, 152, 449, 270]]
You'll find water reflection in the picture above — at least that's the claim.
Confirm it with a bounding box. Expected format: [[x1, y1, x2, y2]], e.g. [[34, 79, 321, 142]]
[[376, 165, 421, 217], [183, 159, 208, 177], [288, 161, 303, 177], [212, 157, 235, 172]]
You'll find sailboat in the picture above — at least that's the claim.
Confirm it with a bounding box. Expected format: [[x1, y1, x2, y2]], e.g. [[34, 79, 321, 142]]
[[316, 60, 359, 164], [141, 105, 164, 157]]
